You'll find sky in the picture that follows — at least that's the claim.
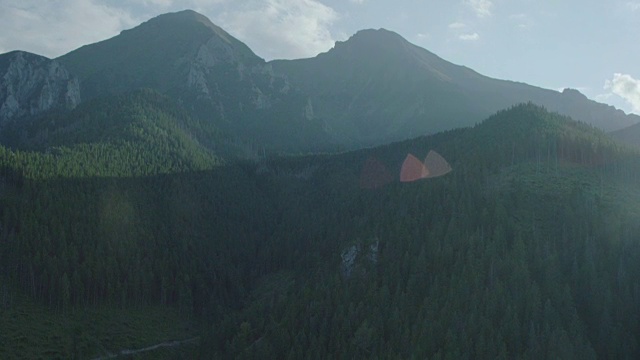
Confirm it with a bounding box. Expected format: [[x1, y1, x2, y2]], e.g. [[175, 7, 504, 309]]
[[1, 0, 639, 115]]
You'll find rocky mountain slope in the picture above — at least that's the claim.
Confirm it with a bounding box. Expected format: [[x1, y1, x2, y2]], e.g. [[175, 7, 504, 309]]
[[271, 28, 638, 146], [0, 51, 80, 129], [1, 10, 637, 154], [57, 10, 331, 152]]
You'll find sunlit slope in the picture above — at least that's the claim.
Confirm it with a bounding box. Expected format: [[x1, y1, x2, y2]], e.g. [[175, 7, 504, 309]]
[[0, 89, 222, 178]]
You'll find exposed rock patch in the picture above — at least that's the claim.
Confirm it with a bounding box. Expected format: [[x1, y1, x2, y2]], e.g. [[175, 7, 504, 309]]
[[0, 51, 80, 128]]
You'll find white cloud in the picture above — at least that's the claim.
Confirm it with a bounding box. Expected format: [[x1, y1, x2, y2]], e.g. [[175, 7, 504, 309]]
[[605, 73, 640, 113], [0, 0, 338, 61], [466, 0, 493, 18], [139, 0, 228, 11], [141, 0, 174, 7], [416, 32, 430, 42], [0, 0, 138, 58], [594, 93, 614, 102], [459, 32, 480, 41], [218, 0, 339, 60], [509, 13, 533, 29], [448, 22, 466, 29], [627, 2, 640, 11], [0, 0, 142, 58]]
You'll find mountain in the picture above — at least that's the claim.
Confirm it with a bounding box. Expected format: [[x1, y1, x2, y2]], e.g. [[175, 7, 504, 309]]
[[270, 29, 483, 145], [58, 9, 262, 99], [552, 87, 634, 130], [51, 12, 638, 153], [0, 51, 80, 129], [271, 28, 638, 146], [57, 10, 333, 153]]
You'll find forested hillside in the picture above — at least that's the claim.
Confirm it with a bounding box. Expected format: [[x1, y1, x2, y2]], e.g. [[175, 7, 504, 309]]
[[1, 104, 640, 358], [203, 104, 640, 359], [0, 89, 222, 179]]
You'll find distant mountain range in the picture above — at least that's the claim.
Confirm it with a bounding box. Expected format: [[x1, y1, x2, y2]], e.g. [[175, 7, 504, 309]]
[[1, 9, 638, 155], [271, 29, 638, 144]]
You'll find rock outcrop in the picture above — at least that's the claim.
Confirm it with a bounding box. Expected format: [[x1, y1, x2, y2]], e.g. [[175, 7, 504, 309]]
[[0, 51, 80, 127], [341, 238, 380, 278]]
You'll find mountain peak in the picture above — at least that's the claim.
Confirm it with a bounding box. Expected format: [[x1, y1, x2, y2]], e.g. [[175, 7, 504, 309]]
[[58, 9, 263, 100], [351, 28, 406, 40], [332, 28, 411, 53], [323, 27, 453, 73], [561, 88, 588, 100], [0, 51, 49, 73], [136, 9, 234, 45], [0, 50, 49, 62], [155, 8, 202, 20]]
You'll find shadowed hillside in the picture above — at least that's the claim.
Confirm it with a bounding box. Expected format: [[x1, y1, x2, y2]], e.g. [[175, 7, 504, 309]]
[[2, 104, 640, 358]]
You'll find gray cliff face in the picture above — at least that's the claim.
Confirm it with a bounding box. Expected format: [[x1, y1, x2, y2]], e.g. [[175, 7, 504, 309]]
[[184, 34, 288, 112], [186, 36, 236, 95], [0, 51, 80, 126]]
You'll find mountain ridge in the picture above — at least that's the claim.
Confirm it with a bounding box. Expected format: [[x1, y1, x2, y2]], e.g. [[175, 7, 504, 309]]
[[271, 27, 638, 145], [610, 121, 640, 148], [1, 9, 638, 155]]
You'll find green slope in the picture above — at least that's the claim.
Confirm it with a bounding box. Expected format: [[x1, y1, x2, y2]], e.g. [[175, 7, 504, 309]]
[[0, 89, 222, 178], [0, 289, 196, 360]]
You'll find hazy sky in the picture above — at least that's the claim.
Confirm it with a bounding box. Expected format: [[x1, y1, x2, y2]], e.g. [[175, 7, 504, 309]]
[[1, 0, 639, 114]]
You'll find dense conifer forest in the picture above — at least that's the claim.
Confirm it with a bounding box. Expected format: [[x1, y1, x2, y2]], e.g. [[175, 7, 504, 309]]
[[1, 102, 640, 358]]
